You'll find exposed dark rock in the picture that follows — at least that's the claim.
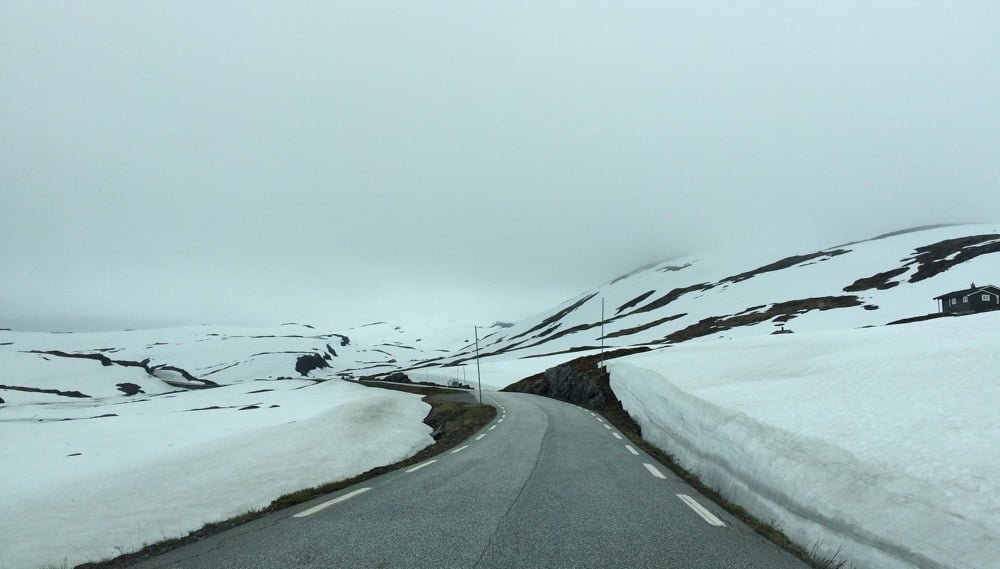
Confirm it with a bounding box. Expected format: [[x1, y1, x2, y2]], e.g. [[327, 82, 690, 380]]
[[26, 350, 216, 388], [628, 283, 713, 315], [843, 267, 908, 292], [509, 293, 599, 341], [326, 344, 338, 358], [604, 313, 686, 339], [720, 249, 850, 285], [502, 348, 650, 412], [384, 372, 411, 383], [662, 296, 863, 343], [0, 384, 90, 398], [519, 345, 605, 359], [531, 322, 598, 344], [58, 413, 116, 421], [152, 365, 219, 388], [658, 262, 693, 273], [536, 324, 562, 338], [609, 262, 660, 284], [295, 353, 330, 376], [616, 290, 656, 314], [905, 234, 1000, 283], [887, 312, 959, 326], [333, 334, 351, 346], [116, 383, 144, 396], [28, 350, 114, 366], [840, 224, 959, 246]]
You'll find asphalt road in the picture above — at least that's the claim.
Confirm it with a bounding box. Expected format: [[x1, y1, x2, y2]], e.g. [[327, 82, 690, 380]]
[[131, 392, 810, 569]]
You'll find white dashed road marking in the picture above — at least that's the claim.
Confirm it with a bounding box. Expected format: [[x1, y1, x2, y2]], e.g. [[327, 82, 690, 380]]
[[405, 460, 437, 473], [677, 494, 727, 527], [293, 487, 371, 518], [612, 432, 623, 440], [451, 445, 469, 454], [643, 463, 667, 479], [625, 445, 640, 456]]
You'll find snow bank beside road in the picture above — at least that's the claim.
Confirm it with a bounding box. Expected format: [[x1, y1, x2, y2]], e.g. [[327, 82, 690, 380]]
[[0, 379, 434, 569], [608, 314, 1000, 569]]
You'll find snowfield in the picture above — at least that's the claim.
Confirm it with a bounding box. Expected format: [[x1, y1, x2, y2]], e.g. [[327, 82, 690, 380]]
[[0, 328, 436, 569], [609, 313, 1000, 569], [3, 223, 1000, 569]]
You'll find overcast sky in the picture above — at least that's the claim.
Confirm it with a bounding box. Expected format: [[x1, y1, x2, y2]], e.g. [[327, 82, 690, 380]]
[[2, 2, 998, 331]]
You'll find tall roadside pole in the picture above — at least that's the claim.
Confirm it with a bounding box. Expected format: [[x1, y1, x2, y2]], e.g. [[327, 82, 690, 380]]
[[474, 326, 483, 404], [599, 297, 605, 370]]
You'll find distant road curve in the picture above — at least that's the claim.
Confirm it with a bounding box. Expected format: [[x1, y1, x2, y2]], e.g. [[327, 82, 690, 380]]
[[132, 392, 808, 568]]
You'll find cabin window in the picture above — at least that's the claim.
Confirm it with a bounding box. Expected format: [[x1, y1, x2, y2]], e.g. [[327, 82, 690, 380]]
[[951, 298, 958, 305], [984, 294, 992, 301]]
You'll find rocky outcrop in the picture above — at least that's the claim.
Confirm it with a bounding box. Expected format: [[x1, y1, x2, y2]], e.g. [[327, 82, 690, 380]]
[[0, 384, 90, 398], [116, 383, 144, 396], [502, 348, 649, 411], [294, 353, 330, 376], [26, 350, 218, 388]]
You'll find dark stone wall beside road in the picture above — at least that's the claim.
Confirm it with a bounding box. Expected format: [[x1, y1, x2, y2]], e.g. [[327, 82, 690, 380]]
[[502, 348, 649, 412]]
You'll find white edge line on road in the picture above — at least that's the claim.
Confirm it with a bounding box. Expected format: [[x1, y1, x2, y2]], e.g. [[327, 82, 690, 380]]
[[498, 418, 504, 423], [677, 494, 727, 527], [489, 425, 497, 431], [603, 424, 612, 430], [625, 445, 640, 455], [596, 417, 605, 423], [612, 432, 623, 440], [405, 459, 437, 473], [643, 463, 667, 479], [476, 433, 486, 440], [293, 487, 371, 518], [451, 445, 469, 454]]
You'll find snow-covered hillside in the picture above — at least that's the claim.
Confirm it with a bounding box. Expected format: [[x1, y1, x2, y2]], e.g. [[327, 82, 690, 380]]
[[407, 223, 1000, 370], [0, 322, 459, 569], [2, 223, 998, 569]]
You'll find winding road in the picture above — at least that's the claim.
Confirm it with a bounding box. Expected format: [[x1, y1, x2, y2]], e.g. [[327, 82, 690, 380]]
[[132, 392, 808, 568]]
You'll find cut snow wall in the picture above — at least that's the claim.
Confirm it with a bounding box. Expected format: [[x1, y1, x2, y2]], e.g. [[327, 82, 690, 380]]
[[608, 361, 986, 569]]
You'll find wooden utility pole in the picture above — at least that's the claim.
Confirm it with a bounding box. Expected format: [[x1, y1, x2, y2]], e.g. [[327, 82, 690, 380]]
[[474, 326, 482, 404], [599, 297, 605, 370]]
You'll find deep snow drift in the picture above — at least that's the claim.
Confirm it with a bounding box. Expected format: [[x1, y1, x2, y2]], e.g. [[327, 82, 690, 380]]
[[609, 313, 999, 569], [0, 326, 438, 569]]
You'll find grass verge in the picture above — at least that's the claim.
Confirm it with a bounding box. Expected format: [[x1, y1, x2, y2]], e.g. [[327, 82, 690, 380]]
[[70, 381, 495, 569]]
